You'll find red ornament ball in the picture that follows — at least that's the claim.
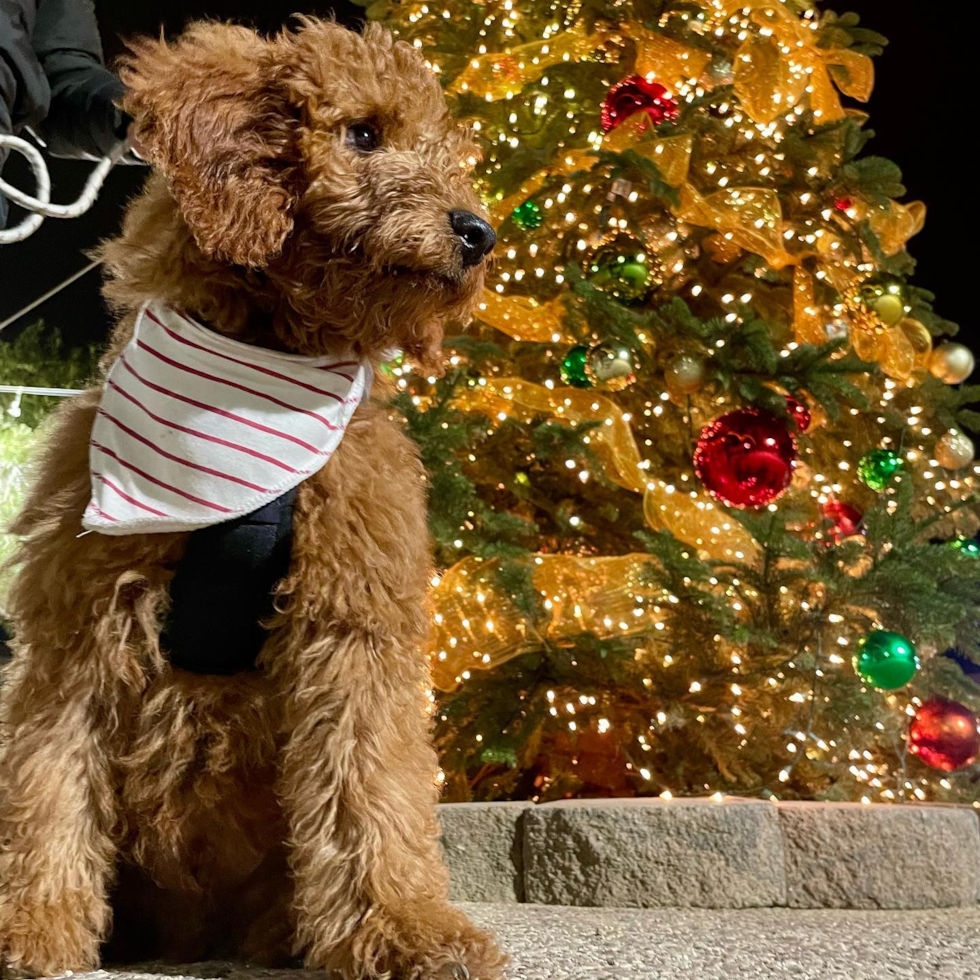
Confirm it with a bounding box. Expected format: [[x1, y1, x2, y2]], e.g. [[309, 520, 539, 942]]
[[909, 698, 980, 772], [823, 499, 863, 542], [694, 408, 797, 508], [601, 75, 679, 133], [833, 196, 853, 213], [786, 396, 811, 432]]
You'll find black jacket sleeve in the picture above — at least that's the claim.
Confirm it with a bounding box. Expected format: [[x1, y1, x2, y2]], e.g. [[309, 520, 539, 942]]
[[1, 0, 43, 226], [1, 0, 45, 126], [31, 0, 128, 159]]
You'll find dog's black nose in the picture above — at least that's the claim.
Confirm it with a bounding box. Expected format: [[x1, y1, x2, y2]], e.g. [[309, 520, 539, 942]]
[[449, 210, 495, 266]]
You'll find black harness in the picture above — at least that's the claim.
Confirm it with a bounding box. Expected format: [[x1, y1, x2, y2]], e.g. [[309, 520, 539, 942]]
[[161, 487, 297, 675]]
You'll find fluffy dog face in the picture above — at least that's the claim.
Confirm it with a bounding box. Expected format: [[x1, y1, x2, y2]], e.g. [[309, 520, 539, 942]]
[[120, 20, 493, 367]]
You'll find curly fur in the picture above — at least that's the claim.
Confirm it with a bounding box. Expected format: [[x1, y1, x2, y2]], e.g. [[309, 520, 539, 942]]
[[0, 19, 503, 980]]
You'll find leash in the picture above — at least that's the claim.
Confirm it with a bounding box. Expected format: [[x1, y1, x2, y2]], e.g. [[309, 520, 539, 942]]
[[0, 133, 127, 244], [0, 257, 102, 333]]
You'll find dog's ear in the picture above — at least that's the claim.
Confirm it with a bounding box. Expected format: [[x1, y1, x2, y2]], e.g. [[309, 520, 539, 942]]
[[120, 24, 298, 268]]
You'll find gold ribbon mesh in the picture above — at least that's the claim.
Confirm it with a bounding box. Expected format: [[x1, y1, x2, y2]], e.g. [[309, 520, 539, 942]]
[[448, 23, 610, 99], [710, 0, 874, 124], [426, 553, 666, 689], [474, 291, 570, 344], [452, 379, 762, 564], [628, 27, 711, 85], [677, 184, 793, 269], [453, 378, 647, 491]]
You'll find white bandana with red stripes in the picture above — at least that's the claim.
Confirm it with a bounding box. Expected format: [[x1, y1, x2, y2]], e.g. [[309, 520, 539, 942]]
[[82, 301, 372, 535]]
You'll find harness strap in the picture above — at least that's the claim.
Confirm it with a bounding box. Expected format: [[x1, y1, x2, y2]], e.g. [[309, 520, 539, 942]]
[[162, 486, 297, 675]]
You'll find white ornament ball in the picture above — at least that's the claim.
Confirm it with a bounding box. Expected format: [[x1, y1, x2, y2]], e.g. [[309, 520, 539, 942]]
[[929, 342, 975, 384], [824, 315, 850, 341], [665, 353, 705, 394], [935, 431, 975, 470]]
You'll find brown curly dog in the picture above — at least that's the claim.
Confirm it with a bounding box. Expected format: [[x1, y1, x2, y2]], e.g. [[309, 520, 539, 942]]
[[0, 18, 502, 980]]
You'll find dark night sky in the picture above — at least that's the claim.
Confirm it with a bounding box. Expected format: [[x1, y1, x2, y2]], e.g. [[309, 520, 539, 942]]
[[0, 1, 972, 359]]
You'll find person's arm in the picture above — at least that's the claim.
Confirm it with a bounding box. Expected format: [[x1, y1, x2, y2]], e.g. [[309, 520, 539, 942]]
[[2, 1, 47, 135], [31, 0, 129, 159], [1, 0, 46, 226]]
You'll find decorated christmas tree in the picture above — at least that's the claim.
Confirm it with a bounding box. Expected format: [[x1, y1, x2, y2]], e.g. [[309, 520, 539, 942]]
[[366, 0, 980, 803]]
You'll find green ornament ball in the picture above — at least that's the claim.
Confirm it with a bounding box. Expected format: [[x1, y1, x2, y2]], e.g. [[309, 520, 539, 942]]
[[379, 350, 405, 376], [588, 244, 655, 305], [852, 630, 919, 690], [952, 537, 980, 558], [857, 448, 905, 492], [512, 199, 543, 230], [560, 344, 593, 388]]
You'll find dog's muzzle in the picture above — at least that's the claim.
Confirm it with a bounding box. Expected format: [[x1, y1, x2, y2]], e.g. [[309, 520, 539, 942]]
[[449, 209, 495, 267]]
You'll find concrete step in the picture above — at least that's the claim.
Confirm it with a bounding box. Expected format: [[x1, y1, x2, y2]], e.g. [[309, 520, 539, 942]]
[[437, 798, 980, 910], [65, 904, 980, 980]]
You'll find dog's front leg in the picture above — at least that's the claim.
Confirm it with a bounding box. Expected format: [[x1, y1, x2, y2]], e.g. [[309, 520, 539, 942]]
[[0, 657, 119, 976], [276, 624, 506, 980]]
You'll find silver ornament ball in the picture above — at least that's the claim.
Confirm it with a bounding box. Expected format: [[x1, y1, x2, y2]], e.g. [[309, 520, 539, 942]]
[[935, 430, 975, 470], [587, 341, 637, 390], [930, 342, 975, 384]]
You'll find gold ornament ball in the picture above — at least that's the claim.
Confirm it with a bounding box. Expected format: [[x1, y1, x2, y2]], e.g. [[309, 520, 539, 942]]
[[899, 317, 931, 355], [665, 353, 705, 394], [586, 341, 637, 391], [930, 342, 975, 384], [935, 430, 975, 470], [871, 291, 906, 327]]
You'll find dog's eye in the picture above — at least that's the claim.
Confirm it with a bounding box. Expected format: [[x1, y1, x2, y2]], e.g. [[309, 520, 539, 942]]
[[346, 122, 381, 153]]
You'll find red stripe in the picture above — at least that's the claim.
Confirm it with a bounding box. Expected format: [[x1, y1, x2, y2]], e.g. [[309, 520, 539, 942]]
[[136, 334, 341, 430], [92, 442, 233, 514], [105, 377, 308, 476], [87, 501, 118, 523], [317, 361, 359, 372], [93, 471, 170, 518], [156, 308, 358, 398], [119, 355, 328, 456], [168, 306, 358, 377], [142, 311, 344, 421], [98, 407, 271, 494]]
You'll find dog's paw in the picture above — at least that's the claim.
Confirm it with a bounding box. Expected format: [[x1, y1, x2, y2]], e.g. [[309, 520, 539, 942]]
[[435, 965, 469, 980], [312, 902, 506, 980], [422, 933, 506, 980]]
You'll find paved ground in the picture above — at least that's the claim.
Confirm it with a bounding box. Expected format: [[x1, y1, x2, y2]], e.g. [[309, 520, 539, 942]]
[[65, 903, 980, 980], [470, 903, 980, 979]]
